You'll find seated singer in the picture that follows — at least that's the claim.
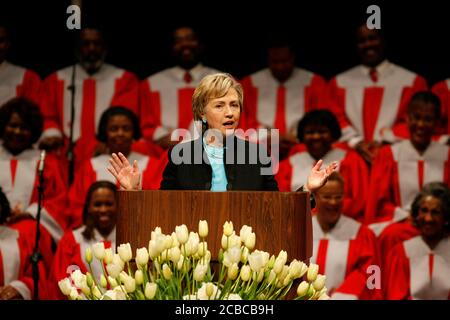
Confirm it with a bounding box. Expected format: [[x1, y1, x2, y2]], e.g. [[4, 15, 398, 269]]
[[108, 73, 337, 192]]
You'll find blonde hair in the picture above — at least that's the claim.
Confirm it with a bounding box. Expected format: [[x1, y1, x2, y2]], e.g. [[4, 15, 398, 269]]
[[192, 73, 243, 121]]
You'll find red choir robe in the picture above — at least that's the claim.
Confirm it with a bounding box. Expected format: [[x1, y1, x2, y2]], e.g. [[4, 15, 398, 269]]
[[41, 63, 140, 169], [240, 68, 328, 135], [431, 79, 450, 144], [276, 144, 369, 221], [67, 152, 165, 229], [366, 140, 450, 235], [0, 145, 68, 242], [310, 215, 381, 300], [384, 236, 450, 300], [140, 64, 219, 143], [0, 61, 42, 106], [47, 226, 115, 300], [0, 220, 48, 300], [328, 60, 428, 147], [377, 219, 420, 269]]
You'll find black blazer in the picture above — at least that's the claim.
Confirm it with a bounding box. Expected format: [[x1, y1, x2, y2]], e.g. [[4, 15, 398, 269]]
[[160, 136, 278, 191]]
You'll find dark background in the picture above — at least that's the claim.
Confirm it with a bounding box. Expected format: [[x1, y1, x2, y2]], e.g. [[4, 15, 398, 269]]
[[1, 0, 449, 85]]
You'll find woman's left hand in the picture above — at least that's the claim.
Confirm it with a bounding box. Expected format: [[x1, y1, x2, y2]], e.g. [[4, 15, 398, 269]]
[[306, 160, 338, 193]]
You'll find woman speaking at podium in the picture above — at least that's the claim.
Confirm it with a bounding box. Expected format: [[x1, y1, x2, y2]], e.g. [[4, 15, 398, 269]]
[[108, 73, 336, 193]]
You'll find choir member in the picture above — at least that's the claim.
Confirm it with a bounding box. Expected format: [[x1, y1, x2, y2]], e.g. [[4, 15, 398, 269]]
[[0, 188, 48, 300], [240, 34, 328, 159], [39, 26, 140, 173], [0, 97, 68, 243], [366, 92, 450, 236], [384, 184, 450, 299], [48, 181, 117, 300], [328, 23, 427, 163], [140, 25, 219, 150], [276, 110, 369, 221], [431, 79, 450, 144], [310, 172, 381, 299], [0, 23, 41, 106], [67, 107, 165, 228]]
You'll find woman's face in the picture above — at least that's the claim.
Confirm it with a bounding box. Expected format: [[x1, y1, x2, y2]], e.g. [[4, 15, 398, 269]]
[[202, 88, 241, 137], [88, 187, 117, 236], [416, 195, 446, 240], [106, 115, 134, 154], [303, 124, 334, 159], [2, 112, 33, 155], [315, 180, 344, 227]]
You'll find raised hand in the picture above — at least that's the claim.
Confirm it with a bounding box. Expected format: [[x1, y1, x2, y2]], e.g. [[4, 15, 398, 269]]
[[107, 152, 142, 190], [306, 160, 338, 193]]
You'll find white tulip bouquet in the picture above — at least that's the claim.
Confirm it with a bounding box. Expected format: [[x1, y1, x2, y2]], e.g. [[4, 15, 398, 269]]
[[58, 220, 329, 300]]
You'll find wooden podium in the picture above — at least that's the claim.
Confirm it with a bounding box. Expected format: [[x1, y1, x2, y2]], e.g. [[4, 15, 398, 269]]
[[116, 190, 312, 262]]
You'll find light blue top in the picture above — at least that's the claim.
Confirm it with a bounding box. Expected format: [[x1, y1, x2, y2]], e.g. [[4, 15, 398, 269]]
[[203, 139, 228, 191]]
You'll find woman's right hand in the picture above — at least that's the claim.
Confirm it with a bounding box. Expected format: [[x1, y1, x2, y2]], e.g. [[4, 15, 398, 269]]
[[108, 152, 142, 190]]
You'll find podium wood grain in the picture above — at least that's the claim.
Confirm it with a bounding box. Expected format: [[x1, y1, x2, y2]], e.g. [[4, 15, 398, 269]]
[[116, 190, 312, 262]]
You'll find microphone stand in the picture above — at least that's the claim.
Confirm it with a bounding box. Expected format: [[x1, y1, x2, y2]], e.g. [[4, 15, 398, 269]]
[[67, 63, 76, 185], [30, 150, 45, 300]]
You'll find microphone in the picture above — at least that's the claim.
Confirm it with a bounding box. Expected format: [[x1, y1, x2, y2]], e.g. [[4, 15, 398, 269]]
[[39, 150, 46, 173]]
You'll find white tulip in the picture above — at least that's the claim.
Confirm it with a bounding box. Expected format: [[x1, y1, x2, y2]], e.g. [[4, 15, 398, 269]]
[[85, 247, 93, 264], [288, 259, 303, 279], [108, 276, 118, 288], [204, 250, 212, 264], [193, 263, 208, 282], [199, 220, 208, 238], [171, 232, 179, 248], [239, 225, 252, 243], [92, 286, 102, 299], [69, 287, 79, 300], [162, 264, 172, 280], [92, 242, 105, 261], [150, 227, 162, 241], [267, 270, 277, 284], [227, 263, 239, 280], [244, 232, 256, 250], [248, 250, 269, 272], [145, 282, 157, 299], [228, 233, 241, 248], [119, 271, 129, 284], [112, 253, 125, 269], [313, 275, 326, 291], [104, 248, 114, 265], [164, 235, 173, 250], [176, 255, 185, 271], [70, 269, 86, 289], [124, 277, 136, 293], [240, 265, 251, 282], [169, 246, 181, 264], [197, 242, 208, 257], [117, 243, 132, 262], [226, 293, 242, 300], [100, 274, 108, 288], [273, 250, 287, 274], [175, 225, 189, 244], [106, 262, 122, 279], [223, 221, 233, 237], [148, 240, 159, 259], [58, 278, 72, 296], [297, 281, 309, 297], [240, 247, 249, 264], [225, 247, 241, 265], [307, 263, 319, 283], [136, 247, 149, 267], [197, 282, 220, 300], [221, 234, 228, 250], [135, 270, 144, 285]]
